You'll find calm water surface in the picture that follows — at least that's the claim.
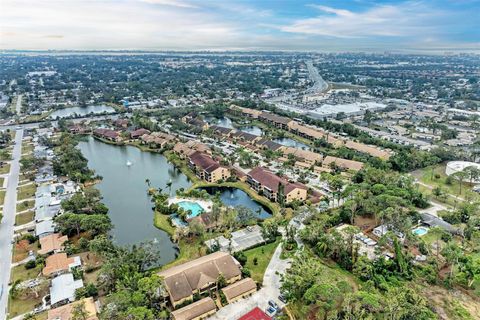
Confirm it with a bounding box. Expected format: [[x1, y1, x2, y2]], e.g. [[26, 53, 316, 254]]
[[50, 105, 115, 119], [200, 186, 272, 219], [78, 137, 191, 264], [239, 126, 263, 136], [273, 137, 310, 150]]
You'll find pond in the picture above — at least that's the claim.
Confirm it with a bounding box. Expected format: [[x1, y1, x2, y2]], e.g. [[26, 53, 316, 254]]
[[78, 137, 191, 264], [199, 186, 272, 219], [273, 137, 310, 150], [50, 105, 116, 119], [239, 126, 263, 136], [205, 116, 234, 129]]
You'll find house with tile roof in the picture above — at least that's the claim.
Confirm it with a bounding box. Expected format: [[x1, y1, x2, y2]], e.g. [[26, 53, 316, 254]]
[[157, 251, 242, 307], [247, 167, 307, 203], [188, 151, 230, 183]]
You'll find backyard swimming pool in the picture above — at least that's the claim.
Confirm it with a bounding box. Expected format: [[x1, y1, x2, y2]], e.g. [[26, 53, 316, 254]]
[[177, 201, 204, 218], [412, 226, 429, 236]]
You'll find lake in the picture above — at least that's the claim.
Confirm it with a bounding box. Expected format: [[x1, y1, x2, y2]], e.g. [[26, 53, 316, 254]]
[[239, 126, 263, 136], [50, 105, 115, 119], [78, 137, 191, 264], [273, 137, 310, 150], [205, 116, 234, 129], [199, 186, 272, 219]]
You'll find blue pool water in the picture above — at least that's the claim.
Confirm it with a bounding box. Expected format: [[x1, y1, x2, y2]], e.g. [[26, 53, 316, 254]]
[[177, 201, 204, 218], [412, 227, 428, 236]]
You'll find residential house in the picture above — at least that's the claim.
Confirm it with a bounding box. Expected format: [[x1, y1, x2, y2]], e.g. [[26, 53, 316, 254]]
[[258, 112, 292, 130], [229, 105, 262, 119], [130, 128, 151, 139], [188, 151, 230, 183], [171, 297, 217, 320], [93, 128, 121, 142], [280, 146, 323, 165], [157, 251, 242, 307], [247, 167, 307, 203], [38, 233, 68, 255], [221, 278, 257, 304], [322, 156, 364, 171], [43, 253, 82, 277], [50, 273, 84, 307], [36, 220, 56, 238], [47, 297, 98, 320]]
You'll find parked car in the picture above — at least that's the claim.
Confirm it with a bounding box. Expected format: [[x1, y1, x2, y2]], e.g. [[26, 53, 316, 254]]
[[278, 294, 287, 303], [268, 300, 279, 310], [266, 306, 277, 317]]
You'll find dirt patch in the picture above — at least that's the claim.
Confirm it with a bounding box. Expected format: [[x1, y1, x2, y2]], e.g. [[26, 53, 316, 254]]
[[424, 285, 480, 320]]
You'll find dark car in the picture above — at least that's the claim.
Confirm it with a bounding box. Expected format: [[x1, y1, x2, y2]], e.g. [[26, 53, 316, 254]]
[[268, 300, 279, 310], [278, 294, 287, 303]]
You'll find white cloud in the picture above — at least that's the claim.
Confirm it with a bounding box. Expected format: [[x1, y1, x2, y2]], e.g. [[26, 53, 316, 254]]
[[138, 0, 197, 9], [281, 2, 443, 39], [0, 0, 241, 49]]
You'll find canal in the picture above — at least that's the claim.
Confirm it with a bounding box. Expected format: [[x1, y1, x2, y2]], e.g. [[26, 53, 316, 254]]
[[78, 137, 191, 264]]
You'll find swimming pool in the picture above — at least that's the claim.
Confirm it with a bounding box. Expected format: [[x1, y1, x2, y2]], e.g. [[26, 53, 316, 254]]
[[412, 226, 429, 236], [177, 201, 204, 219]]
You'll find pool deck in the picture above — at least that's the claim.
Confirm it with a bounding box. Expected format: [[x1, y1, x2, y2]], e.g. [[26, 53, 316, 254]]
[[168, 197, 213, 213]]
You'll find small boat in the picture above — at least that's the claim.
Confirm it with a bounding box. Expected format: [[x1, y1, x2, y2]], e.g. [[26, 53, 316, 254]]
[[126, 161, 132, 167]]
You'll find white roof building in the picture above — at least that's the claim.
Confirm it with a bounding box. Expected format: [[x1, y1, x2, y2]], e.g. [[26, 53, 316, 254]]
[[50, 273, 84, 307]]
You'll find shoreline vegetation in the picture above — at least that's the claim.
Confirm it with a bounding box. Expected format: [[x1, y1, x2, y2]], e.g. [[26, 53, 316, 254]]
[[83, 134, 282, 270]]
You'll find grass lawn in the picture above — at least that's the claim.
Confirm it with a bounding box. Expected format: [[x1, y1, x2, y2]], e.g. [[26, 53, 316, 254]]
[[12, 240, 39, 263], [0, 163, 11, 174], [0, 190, 5, 206], [7, 282, 48, 319], [15, 211, 34, 226], [17, 184, 36, 201], [413, 163, 480, 205], [244, 239, 280, 283], [17, 200, 34, 212], [10, 264, 42, 283], [154, 211, 175, 236], [21, 143, 34, 155], [0, 176, 4, 186], [158, 237, 207, 271]]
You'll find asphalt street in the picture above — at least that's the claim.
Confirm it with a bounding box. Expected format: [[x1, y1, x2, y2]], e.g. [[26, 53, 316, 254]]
[[0, 129, 23, 320]]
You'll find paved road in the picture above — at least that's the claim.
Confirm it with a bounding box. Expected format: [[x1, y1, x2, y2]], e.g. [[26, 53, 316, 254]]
[[0, 129, 23, 320], [15, 95, 22, 116], [209, 245, 291, 319], [305, 60, 328, 94]]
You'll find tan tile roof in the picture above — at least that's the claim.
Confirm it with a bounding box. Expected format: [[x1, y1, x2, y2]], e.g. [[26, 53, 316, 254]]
[[344, 140, 391, 159], [47, 297, 98, 320], [38, 233, 68, 255], [221, 277, 257, 301], [158, 252, 241, 303], [248, 167, 307, 194], [230, 105, 262, 117], [323, 156, 364, 171], [43, 253, 78, 276], [280, 146, 323, 163], [171, 297, 216, 320]]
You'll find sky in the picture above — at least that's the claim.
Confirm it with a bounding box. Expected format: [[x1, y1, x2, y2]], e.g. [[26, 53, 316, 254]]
[[0, 0, 479, 52]]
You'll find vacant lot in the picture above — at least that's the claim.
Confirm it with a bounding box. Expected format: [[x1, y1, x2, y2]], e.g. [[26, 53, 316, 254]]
[[17, 200, 34, 212], [0, 163, 11, 174], [17, 184, 36, 201], [15, 211, 34, 226]]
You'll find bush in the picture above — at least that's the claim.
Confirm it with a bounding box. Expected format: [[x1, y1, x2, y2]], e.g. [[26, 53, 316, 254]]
[[24, 260, 36, 269], [21, 234, 36, 244], [253, 257, 258, 265], [241, 267, 251, 277], [233, 251, 247, 266]]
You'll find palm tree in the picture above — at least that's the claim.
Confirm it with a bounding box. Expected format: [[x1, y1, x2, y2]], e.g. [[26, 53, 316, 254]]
[[166, 180, 173, 196], [145, 178, 151, 188]]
